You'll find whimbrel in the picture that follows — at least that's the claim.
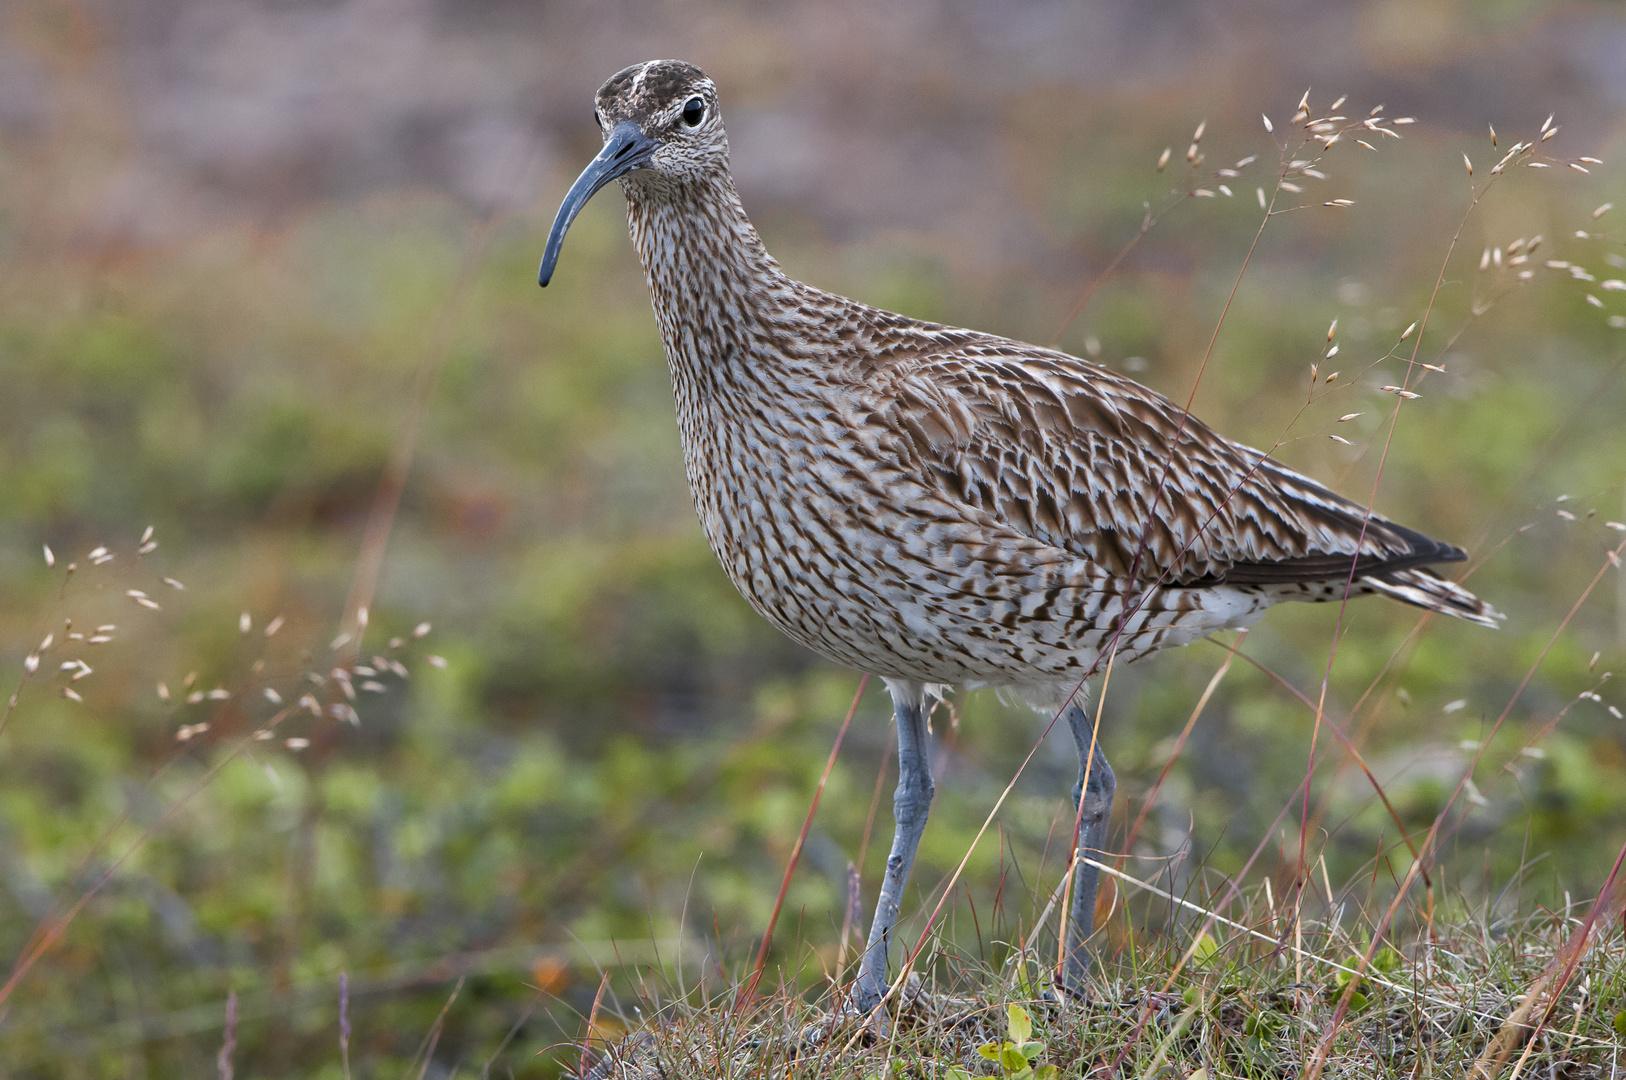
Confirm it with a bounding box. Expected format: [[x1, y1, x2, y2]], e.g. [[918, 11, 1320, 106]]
[[537, 60, 1500, 1010]]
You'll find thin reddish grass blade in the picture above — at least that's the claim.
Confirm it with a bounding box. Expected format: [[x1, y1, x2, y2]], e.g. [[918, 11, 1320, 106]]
[[1470, 836, 1626, 1079], [1303, 534, 1626, 1080], [737, 673, 868, 1010]]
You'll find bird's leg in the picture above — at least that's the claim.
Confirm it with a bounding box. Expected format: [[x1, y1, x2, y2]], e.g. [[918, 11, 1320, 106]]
[[855, 682, 936, 1013], [1060, 702, 1115, 997]]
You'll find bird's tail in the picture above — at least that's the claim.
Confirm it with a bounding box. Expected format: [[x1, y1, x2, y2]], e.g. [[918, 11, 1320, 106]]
[[1360, 567, 1504, 629]]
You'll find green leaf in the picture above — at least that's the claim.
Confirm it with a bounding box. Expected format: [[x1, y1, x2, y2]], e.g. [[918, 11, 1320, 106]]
[[1372, 946, 1403, 974], [1191, 932, 1219, 965], [1014, 963, 1040, 1000], [944, 1070, 974, 1080], [1001, 1044, 1030, 1071], [1614, 1009, 1626, 1038], [1034, 1067, 1060, 1080], [977, 1043, 1003, 1062], [1019, 1041, 1045, 1061], [1006, 1003, 1032, 1045]]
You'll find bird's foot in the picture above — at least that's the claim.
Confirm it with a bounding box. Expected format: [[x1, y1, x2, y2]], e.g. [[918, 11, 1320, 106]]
[[1042, 980, 1091, 1008], [1117, 989, 1187, 1026], [804, 970, 964, 1047], [796, 986, 891, 1050]]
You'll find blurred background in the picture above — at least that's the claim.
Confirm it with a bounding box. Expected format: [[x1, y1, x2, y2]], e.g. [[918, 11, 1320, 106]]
[[2, 0, 1625, 1074]]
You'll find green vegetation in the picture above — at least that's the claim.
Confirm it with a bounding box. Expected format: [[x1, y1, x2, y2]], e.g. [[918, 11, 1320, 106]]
[[2, 16, 1625, 1078]]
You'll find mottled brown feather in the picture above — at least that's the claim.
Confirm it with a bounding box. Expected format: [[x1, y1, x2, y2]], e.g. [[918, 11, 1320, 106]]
[[564, 60, 1499, 697]]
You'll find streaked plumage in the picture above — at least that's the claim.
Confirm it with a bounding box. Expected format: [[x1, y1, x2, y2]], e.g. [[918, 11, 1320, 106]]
[[539, 60, 1500, 1010]]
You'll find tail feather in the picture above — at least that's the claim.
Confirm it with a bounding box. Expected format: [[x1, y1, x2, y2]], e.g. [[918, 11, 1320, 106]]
[[1361, 567, 1503, 629]]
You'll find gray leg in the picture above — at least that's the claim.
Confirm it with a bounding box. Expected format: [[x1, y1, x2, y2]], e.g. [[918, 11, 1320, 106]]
[[1061, 703, 1115, 997], [855, 681, 936, 1012]]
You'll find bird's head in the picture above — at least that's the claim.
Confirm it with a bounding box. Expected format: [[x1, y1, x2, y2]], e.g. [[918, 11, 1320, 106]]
[[539, 60, 723, 286]]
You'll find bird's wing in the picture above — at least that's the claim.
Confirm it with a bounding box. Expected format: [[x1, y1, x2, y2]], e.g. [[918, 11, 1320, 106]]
[[867, 336, 1463, 587]]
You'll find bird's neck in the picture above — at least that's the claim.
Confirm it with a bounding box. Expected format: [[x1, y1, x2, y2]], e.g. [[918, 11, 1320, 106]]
[[621, 170, 831, 565], [622, 171, 807, 394]]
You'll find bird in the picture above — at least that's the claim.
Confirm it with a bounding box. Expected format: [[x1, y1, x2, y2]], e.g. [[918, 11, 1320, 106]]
[[536, 59, 1501, 1011]]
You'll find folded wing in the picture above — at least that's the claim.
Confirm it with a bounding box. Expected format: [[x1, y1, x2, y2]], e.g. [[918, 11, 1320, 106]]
[[867, 335, 1498, 626]]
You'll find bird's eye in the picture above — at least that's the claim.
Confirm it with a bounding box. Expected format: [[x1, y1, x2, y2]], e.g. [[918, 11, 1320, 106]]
[[680, 97, 705, 127]]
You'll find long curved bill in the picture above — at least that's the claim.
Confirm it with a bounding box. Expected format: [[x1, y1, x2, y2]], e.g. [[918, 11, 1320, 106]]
[[538, 120, 658, 286]]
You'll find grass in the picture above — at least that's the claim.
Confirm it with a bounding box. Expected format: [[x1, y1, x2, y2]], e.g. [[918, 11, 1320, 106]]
[[564, 891, 1626, 1078], [3, 20, 1626, 1077]]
